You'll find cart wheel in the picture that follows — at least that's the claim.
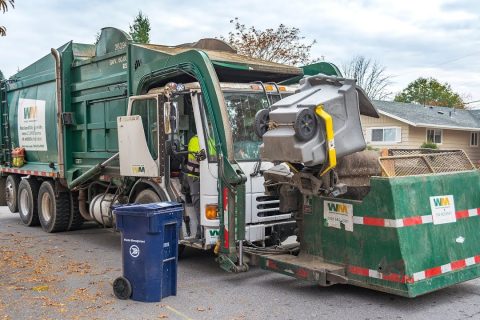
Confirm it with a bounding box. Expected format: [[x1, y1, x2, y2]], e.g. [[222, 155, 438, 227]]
[[113, 276, 132, 300], [254, 109, 270, 139], [294, 109, 317, 141]]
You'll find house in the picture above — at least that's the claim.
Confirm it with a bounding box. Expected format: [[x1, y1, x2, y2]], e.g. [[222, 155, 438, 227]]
[[361, 100, 480, 163]]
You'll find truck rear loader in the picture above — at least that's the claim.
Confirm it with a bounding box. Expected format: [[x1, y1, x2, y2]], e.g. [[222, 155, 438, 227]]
[[1, 27, 479, 297]]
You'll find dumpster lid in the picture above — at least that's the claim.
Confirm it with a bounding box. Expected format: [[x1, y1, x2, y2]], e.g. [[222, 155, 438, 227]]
[[114, 202, 183, 217]]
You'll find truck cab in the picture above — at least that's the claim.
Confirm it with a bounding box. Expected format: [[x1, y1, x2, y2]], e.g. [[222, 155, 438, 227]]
[[119, 82, 297, 249]]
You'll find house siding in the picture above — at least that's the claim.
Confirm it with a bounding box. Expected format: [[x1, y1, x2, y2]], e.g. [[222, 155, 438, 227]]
[[361, 115, 480, 164]]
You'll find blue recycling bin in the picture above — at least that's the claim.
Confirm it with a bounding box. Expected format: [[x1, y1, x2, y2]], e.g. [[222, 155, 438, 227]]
[[113, 202, 183, 302]]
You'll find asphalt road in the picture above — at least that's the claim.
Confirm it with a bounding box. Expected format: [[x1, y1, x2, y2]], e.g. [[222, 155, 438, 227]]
[[1, 207, 480, 320]]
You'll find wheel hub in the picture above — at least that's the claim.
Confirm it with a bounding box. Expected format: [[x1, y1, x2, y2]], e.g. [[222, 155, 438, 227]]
[[41, 193, 53, 223], [19, 189, 29, 217], [6, 181, 14, 206]]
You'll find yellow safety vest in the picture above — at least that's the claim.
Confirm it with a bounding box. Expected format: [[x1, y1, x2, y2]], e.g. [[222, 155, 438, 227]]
[[187, 135, 201, 177]]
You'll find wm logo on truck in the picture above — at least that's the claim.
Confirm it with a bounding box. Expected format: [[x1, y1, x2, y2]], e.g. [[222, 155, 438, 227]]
[[131, 165, 145, 174], [23, 106, 38, 120]]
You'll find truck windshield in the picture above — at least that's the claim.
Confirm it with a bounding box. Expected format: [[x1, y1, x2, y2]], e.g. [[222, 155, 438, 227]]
[[223, 91, 270, 161]]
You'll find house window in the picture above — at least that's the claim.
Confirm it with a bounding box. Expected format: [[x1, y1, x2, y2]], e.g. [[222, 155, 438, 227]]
[[426, 129, 442, 144], [369, 127, 401, 143], [471, 132, 479, 147]]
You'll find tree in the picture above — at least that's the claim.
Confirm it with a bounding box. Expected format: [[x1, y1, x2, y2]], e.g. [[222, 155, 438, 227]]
[[394, 77, 464, 108], [221, 18, 318, 66], [129, 11, 151, 44], [0, 70, 4, 80], [0, 0, 14, 36], [342, 56, 392, 100]]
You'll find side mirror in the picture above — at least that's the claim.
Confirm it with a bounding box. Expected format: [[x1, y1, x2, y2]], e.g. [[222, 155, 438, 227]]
[[163, 102, 172, 134], [163, 101, 179, 135]]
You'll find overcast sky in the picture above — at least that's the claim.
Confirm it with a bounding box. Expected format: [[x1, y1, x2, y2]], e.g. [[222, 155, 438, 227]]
[[1, 0, 479, 107]]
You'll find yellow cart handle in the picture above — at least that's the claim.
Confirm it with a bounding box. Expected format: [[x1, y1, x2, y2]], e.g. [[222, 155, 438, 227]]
[[315, 105, 337, 176]]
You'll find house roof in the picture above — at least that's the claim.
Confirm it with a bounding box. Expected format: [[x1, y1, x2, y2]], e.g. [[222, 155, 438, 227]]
[[372, 100, 480, 131]]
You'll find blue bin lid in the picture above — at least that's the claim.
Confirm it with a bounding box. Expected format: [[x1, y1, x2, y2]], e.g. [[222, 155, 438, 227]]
[[114, 202, 183, 217]]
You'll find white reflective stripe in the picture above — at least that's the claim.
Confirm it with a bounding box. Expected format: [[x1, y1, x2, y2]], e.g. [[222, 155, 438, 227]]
[[421, 215, 433, 224], [465, 257, 476, 266], [468, 209, 478, 217], [383, 219, 403, 228], [368, 269, 382, 279], [353, 216, 364, 224], [413, 271, 426, 281], [441, 264, 452, 273]]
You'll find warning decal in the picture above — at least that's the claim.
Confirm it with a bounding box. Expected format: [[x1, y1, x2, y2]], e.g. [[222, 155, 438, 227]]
[[18, 98, 47, 151]]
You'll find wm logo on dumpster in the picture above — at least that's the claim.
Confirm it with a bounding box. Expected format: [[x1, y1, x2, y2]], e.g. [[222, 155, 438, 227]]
[[432, 196, 451, 207], [327, 202, 349, 215]]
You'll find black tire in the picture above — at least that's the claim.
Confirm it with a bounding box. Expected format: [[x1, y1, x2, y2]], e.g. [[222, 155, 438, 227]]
[[134, 189, 161, 203], [17, 178, 40, 226], [68, 191, 84, 231], [254, 109, 270, 139], [38, 181, 71, 233], [113, 276, 132, 300], [294, 109, 317, 141], [6, 175, 20, 213], [0, 177, 6, 206]]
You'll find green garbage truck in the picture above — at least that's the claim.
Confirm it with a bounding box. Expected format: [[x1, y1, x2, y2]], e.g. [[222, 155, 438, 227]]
[[2, 27, 480, 297], [0, 27, 302, 249]]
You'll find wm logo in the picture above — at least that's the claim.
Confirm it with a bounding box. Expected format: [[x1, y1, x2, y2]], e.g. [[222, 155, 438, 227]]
[[23, 106, 37, 120], [327, 202, 348, 214], [209, 230, 219, 236], [132, 165, 145, 174], [432, 197, 450, 207]]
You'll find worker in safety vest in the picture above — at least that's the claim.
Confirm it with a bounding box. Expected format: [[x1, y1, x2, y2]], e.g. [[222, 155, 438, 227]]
[[186, 134, 216, 238], [186, 135, 202, 238]]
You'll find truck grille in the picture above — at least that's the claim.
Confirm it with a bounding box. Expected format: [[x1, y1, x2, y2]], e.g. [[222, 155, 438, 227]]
[[256, 195, 281, 217]]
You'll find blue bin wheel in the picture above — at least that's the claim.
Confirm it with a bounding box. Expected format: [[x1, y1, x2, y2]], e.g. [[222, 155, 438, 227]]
[[113, 276, 132, 300]]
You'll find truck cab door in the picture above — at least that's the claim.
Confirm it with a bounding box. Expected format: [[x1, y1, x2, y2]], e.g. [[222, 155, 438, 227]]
[[118, 94, 164, 177]]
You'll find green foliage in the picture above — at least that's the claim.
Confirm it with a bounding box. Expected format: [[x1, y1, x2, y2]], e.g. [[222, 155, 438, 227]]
[[129, 11, 151, 44], [421, 141, 438, 149], [0, 70, 4, 80], [221, 18, 318, 66], [0, 0, 14, 36], [394, 77, 464, 108]]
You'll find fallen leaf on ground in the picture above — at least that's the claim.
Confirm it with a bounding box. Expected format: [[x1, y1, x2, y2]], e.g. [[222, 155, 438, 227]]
[[32, 285, 49, 292]]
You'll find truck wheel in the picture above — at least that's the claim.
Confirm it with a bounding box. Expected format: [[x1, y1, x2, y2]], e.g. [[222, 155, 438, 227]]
[[113, 276, 132, 300], [68, 191, 84, 231], [17, 179, 40, 226], [254, 109, 270, 139], [0, 177, 6, 206], [6, 175, 20, 213], [134, 189, 161, 203], [294, 109, 317, 141], [38, 181, 70, 233]]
